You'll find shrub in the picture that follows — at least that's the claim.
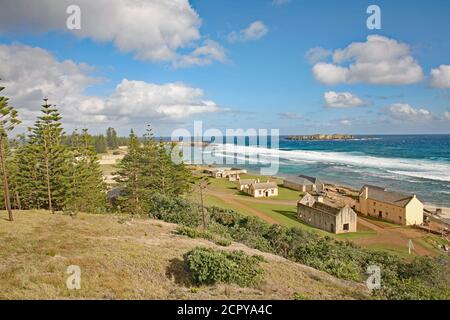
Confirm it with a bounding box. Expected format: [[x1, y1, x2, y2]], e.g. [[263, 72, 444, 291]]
[[208, 207, 240, 227], [214, 238, 232, 247], [148, 194, 201, 227], [184, 247, 264, 287], [176, 225, 213, 240], [176, 226, 232, 247]]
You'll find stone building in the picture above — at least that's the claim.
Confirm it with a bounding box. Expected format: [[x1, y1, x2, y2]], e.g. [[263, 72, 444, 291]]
[[248, 181, 278, 198], [283, 175, 324, 192], [357, 185, 423, 226], [297, 193, 357, 234], [204, 167, 247, 180], [239, 179, 278, 198]]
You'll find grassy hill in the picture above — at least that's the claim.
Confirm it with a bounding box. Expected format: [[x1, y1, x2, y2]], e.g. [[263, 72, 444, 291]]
[[0, 210, 369, 300]]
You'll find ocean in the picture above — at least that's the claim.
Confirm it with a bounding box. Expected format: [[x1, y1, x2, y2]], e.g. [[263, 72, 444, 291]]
[[193, 135, 450, 208]]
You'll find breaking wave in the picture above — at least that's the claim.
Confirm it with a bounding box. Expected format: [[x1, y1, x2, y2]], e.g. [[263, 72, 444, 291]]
[[210, 143, 450, 182]]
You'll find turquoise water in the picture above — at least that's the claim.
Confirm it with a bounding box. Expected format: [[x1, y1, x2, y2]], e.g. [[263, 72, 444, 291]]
[[198, 135, 450, 207]]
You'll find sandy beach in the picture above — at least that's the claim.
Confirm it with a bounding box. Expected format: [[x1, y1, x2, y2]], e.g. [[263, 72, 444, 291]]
[[424, 204, 450, 225]]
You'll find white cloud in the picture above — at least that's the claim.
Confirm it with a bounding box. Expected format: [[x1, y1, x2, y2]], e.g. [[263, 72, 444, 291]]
[[227, 21, 268, 43], [173, 40, 227, 68], [102, 79, 221, 120], [305, 47, 332, 64], [386, 103, 433, 121], [324, 91, 365, 108], [0, 0, 226, 67], [278, 112, 302, 120], [311, 35, 424, 85], [444, 111, 450, 121], [430, 65, 450, 88], [0, 44, 222, 127]]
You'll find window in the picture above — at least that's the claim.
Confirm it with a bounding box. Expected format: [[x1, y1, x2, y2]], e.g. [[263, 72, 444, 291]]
[[271, 189, 274, 194], [399, 216, 402, 221], [258, 190, 262, 195], [343, 223, 350, 231]]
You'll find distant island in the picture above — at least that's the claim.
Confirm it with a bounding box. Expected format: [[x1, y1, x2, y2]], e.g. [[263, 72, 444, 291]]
[[286, 134, 354, 141]]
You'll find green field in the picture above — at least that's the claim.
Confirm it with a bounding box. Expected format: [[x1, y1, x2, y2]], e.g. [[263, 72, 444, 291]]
[[208, 173, 302, 201]]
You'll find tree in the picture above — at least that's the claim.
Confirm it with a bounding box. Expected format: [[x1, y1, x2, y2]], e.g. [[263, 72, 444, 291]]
[[0, 84, 21, 221], [94, 134, 107, 153], [114, 129, 144, 214], [13, 129, 43, 210], [192, 176, 210, 230], [66, 129, 106, 213], [28, 99, 69, 212], [106, 127, 118, 150], [113, 125, 193, 215]]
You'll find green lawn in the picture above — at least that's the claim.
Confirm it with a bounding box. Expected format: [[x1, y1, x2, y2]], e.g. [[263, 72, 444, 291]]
[[415, 235, 448, 252], [364, 243, 415, 260], [208, 173, 302, 202]]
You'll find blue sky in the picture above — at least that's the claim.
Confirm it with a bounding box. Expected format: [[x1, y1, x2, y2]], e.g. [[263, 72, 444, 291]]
[[0, 0, 449, 135]]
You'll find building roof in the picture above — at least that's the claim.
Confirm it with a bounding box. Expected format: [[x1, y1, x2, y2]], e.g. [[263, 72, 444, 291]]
[[238, 179, 256, 186], [284, 174, 322, 186], [360, 185, 415, 208], [251, 181, 278, 190], [298, 193, 352, 216]]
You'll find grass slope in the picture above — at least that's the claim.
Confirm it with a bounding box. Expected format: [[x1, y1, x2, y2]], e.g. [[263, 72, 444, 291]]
[[0, 210, 369, 300]]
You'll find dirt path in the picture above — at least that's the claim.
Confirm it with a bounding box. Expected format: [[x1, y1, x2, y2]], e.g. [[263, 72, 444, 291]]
[[355, 217, 434, 256], [208, 189, 279, 224]]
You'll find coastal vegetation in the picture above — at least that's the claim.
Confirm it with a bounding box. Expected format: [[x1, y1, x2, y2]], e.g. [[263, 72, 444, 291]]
[[184, 247, 264, 287], [146, 199, 450, 300]]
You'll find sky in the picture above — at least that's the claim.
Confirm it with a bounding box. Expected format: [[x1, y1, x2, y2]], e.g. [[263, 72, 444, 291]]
[[0, 0, 450, 136]]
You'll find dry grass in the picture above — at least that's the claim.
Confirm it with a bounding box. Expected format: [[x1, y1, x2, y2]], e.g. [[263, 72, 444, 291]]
[[0, 210, 370, 300]]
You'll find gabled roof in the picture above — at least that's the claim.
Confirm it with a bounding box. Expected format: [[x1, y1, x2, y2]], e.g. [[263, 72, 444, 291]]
[[360, 185, 416, 208], [298, 193, 353, 216], [251, 182, 278, 190], [238, 179, 256, 186], [284, 174, 322, 186]]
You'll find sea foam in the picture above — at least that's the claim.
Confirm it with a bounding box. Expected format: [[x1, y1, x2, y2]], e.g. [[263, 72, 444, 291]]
[[210, 144, 450, 182]]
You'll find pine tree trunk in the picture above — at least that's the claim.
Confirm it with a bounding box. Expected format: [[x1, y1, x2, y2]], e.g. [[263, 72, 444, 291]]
[[0, 137, 13, 221], [15, 191, 21, 210], [200, 185, 206, 230], [44, 154, 53, 213]]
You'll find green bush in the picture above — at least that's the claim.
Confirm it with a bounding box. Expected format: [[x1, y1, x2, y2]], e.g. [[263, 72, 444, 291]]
[[184, 247, 264, 287], [214, 238, 232, 247], [148, 194, 201, 227], [176, 226, 232, 247], [176, 225, 213, 240]]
